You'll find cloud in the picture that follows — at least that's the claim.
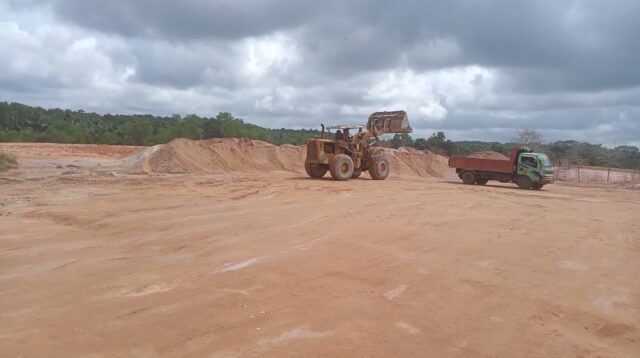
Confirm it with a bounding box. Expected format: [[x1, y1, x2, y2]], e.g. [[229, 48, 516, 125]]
[[47, 0, 324, 40], [1, 0, 639, 146]]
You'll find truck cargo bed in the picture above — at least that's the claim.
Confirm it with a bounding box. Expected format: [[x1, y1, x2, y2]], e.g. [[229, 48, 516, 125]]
[[448, 157, 513, 173]]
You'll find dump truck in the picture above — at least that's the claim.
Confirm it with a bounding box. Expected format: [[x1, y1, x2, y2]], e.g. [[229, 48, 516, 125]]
[[448, 147, 554, 189], [305, 111, 412, 180]]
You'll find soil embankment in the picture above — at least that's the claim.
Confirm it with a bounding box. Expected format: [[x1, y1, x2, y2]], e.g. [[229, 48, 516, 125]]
[[128, 138, 452, 177]]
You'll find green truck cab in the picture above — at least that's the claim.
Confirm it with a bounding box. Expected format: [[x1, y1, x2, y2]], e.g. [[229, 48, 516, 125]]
[[517, 152, 554, 187]]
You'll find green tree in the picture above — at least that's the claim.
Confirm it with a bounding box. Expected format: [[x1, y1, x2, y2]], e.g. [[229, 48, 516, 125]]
[[391, 134, 413, 148], [124, 120, 153, 145], [424, 131, 456, 155], [414, 138, 428, 150]]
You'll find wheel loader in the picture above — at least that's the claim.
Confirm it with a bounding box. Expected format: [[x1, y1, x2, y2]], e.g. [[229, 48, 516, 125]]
[[304, 111, 413, 180]]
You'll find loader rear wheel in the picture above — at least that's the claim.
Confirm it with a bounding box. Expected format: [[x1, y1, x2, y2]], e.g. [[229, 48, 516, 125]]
[[369, 156, 390, 180], [352, 170, 362, 179], [461, 171, 476, 184], [517, 176, 533, 189], [305, 162, 327, 178], [329, 154, 354, 181]]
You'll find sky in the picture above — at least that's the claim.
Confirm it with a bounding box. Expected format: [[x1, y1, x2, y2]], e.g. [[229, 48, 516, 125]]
[[1, 0, 639, 146]]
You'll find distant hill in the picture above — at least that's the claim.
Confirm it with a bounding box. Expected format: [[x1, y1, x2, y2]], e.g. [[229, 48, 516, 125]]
[[1, 101, 638, 170]]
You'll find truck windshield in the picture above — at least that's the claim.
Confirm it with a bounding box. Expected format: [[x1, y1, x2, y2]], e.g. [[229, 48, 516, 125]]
[[538, 154, 552, 167]]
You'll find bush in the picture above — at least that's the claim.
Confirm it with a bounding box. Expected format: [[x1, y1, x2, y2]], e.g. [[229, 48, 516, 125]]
[[0, 152, 17, 172]]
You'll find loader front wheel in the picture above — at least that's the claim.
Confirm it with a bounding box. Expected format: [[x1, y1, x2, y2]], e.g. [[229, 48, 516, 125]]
[[305, 162, 328, 178], [329, 154, 354, 181], [369, 156, 390, 180]]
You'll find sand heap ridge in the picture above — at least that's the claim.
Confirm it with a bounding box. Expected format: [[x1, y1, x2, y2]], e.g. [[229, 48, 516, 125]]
[[468, 151, 510, 160], [128, 138, 451, 177], [380, 147, 450, 177], [131, 138, 305, 174]]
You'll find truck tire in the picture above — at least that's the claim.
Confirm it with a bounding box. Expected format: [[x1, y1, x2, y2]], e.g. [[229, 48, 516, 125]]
[[369, 156, 390, 180], [329, 154, 354, 181], [517, 176, 533, 189], [532, 183, 545, 190], [461, 171, 476, 184], [476, 179, 488, 185], [352, 169, 362, 178], [305, 162, 327, 178]]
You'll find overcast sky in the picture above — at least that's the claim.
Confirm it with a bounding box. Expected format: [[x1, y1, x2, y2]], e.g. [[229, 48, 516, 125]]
[[1, 0, 639, 145]]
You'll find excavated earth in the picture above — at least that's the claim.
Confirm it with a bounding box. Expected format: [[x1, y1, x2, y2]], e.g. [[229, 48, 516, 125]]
[[0, 140, 639, 357], [468, 151, 510, 160]]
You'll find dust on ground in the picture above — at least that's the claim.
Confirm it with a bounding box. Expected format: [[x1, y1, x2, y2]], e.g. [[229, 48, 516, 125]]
[[1, 141, 639, 357]]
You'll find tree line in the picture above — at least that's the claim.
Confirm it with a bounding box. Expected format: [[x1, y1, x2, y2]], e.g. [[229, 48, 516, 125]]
[[382, 132, 640, 170], [0, 102, 320, 146], [1, 101, 638, 170]]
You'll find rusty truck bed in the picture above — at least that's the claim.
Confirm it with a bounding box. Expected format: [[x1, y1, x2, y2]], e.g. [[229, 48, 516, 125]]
[[448, 157, 513, 173]]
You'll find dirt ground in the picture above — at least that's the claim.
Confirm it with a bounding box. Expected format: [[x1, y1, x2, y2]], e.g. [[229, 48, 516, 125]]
[[1, 143, 639, 357]]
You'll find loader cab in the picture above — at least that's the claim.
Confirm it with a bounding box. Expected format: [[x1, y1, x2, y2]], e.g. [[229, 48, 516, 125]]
[[307, 124, 364, 165]]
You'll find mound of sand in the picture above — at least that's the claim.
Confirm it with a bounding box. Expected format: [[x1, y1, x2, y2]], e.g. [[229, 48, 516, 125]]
[[380, 147, 451, 177], [128, 138, 452, 178], [0, 142, 144, 160], [469, 151, 509, 160], [132, 138, 305, 174]]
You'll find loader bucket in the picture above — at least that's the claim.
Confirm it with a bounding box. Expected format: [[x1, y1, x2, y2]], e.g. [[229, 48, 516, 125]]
[[367, 110, 413, 134]]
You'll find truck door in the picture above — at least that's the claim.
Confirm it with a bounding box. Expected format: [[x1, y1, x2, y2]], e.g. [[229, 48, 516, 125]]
[[517, 154, 541, 183]]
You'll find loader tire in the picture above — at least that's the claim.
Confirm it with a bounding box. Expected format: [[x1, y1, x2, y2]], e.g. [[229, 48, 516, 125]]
[[461, 171, 476, 184], [517, 175, 533, 189], [305, 162, 327, 178], [352, 170, 362, 179], [329, 154, 354, 181], [369, 156, 390, 180]]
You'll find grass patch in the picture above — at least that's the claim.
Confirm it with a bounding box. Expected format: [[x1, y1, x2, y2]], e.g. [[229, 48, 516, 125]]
[[0, 152, 17, 172]]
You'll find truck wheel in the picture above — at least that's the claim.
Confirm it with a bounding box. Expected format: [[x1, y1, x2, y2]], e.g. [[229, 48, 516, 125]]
[[352, 169, 362, 179], [369, 156, 390, 180], [461, 171, 476, 184], [517, 176, 533, 189], [329, 154, 354, 181], [476, 179, 488, 185], [305, 162, 327, 178], [532, 183, 544, 190]]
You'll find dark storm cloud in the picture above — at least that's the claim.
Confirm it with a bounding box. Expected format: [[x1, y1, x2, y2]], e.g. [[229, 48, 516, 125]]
[[47, 0, 325, 40], [127, 40, 237, 89], [23, 0, 640, 92], [2, 0, 639, 145], [300, 0, 640, 92], [429, 106, 640, 145]]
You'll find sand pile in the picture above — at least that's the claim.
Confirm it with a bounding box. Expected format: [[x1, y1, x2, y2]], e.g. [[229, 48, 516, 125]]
[[129, 138, 451, 178], [118, 145, 164, 171], [0, 142, 144, 160], [381, 147, 451, 177], [469, 151, 509, 160], [133, 138, 305, 174]]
